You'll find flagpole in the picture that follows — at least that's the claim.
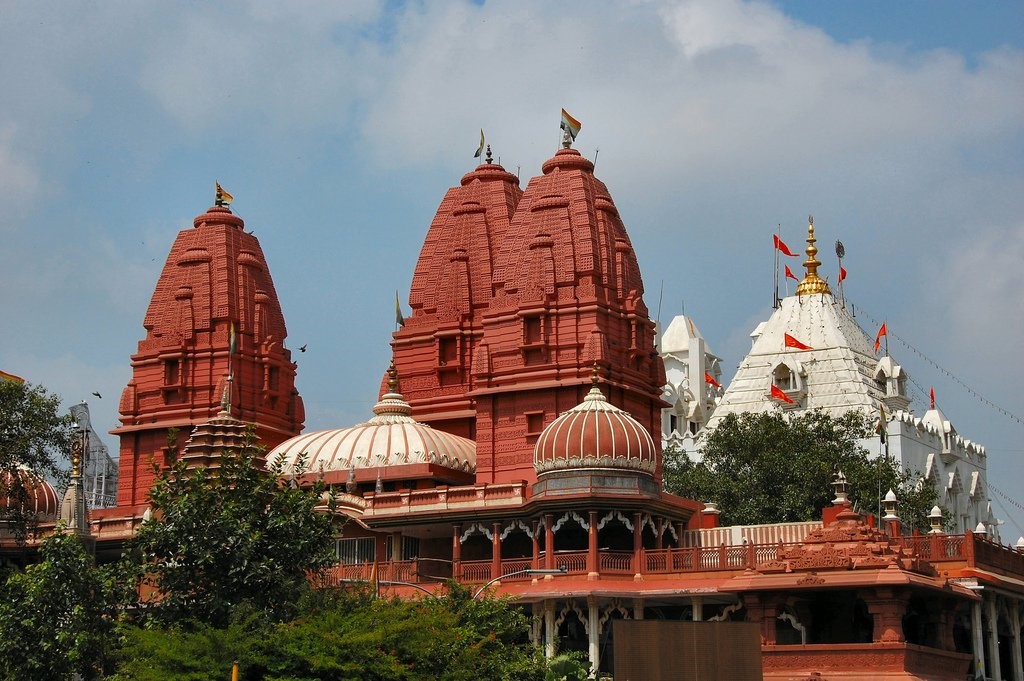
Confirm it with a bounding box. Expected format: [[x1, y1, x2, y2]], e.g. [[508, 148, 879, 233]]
[[884, 321, 889, 357], [774, 225, 781, 309]]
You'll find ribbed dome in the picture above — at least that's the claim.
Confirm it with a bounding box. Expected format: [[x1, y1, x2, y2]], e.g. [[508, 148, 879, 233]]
[[534, 380, 656, 476], [1, 465, 60, 519], [267, 370, 475, 476]]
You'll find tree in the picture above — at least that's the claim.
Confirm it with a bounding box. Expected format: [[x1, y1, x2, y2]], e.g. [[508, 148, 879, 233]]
[[0, 379, 74, 540], [0, 529, 118, 680], [664, 410, 942, 530], [111, 582, 549, 681], [124, 432, 337, 627]]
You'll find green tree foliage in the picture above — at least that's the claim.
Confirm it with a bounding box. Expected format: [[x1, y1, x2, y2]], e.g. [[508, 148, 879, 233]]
[[124, 433, 336, 627], [111, 582, 548, 681], [664, 410, 942, 530], [0, 530, 117, 680], [0, 380, 73, 540]]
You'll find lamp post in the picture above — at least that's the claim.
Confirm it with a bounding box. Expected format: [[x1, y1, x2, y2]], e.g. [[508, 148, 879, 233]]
[[337, 577, 436, 597], [473, 566, 567, 599]]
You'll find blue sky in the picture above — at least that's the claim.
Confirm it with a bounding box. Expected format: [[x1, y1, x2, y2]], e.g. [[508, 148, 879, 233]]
[[2, 1, 1022, 536]]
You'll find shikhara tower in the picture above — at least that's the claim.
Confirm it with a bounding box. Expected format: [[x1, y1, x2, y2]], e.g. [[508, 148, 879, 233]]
[[112, 202, 303, 508]]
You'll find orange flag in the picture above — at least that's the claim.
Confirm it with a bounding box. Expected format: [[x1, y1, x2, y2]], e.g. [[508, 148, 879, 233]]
[[838, 266, 847, 283], [874, 323, 887, 354], [774, 234, 798, 257], [784, 265, 799, 281], [771, 384, 795, 404], [704, 372, 721, 388], [784, 333, 812, 350]]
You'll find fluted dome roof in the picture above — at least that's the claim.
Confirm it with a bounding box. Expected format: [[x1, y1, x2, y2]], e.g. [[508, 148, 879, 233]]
[[268, 367, 476, 476], [534, 377, 656, 476], [1, 465, 60, 520]]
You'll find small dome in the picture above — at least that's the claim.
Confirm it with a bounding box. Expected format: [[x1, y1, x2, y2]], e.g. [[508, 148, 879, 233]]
[[267, 366, 475, 476], [1, 465, 60, 520], [534, 377, 656, 476]]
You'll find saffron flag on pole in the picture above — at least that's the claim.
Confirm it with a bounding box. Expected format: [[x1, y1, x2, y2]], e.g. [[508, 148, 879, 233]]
[[215, 181, 233, 206], [784, 265, 799, 281], [560, 108, 581, 140], [838, 266, 847, 283], [784, 333, 812, 350], [229, 322, 238, 355], [771, 384, 795, 404], [395, 291, 405, 327], [930, 387, 936, 409], [474, 129, 485, 158], [704, 372, 721, 389], [874, 323, 887, 354], [774, 234, 798, 257]]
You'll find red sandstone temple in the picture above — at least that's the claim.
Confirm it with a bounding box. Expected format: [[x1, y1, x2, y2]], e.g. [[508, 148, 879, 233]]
[[4, 135, 1024, 680]]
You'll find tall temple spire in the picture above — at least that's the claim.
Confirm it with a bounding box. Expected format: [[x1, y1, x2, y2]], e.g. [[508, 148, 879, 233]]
[[795, 214, 831, 296]]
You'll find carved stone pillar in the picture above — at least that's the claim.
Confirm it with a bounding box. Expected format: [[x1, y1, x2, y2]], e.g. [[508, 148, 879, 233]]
[[743, 593, 777, 646], [452, 524, 462, 579], [544, 600, 556, 659], [864, 588, 908, 643], [544, 514, 554, 571], [972, 599, 987, 680], [531, 520, 541, 569], [691, 596, 703, 622], [491, 522, 502, 580], [988, 596, 1002, 681], [587, 511, 599, 579], [633, 597, 645, 620], [587, 596, 600, 674], [632, 512, 642, 574], [1010, 597, 1023, 681], [655, 517, 664, 550]]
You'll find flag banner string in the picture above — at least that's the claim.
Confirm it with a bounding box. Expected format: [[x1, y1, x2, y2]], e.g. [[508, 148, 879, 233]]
[[988, 483, 1024, 539], [850, 301, 1024, 427]]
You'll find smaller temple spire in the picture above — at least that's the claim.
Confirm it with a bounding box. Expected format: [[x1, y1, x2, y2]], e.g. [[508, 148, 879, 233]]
[[795, 215, 832, 296]]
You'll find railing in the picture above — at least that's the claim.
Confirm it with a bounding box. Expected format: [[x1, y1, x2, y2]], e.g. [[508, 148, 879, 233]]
[[318, 532, 1024, 586], [599, 551, 634, 573]]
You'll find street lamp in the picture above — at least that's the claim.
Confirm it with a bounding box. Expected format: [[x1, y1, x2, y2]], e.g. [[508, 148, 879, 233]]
[[337, 577, 436, 597], [472, 566, 567, 599]]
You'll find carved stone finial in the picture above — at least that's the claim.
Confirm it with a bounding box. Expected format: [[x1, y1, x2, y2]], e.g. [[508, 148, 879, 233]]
[[485, 145, 493, 164], [387, 360, 399, 394], [562, 128, 573, 149]]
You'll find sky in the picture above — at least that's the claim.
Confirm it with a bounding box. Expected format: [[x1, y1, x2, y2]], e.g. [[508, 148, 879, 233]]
[[2, 1, 1022, 537]]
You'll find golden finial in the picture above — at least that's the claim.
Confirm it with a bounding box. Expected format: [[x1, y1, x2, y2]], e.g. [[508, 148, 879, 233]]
[[591, 362, 601, 385], [387, 359, 400, 394], [795, 214, 832, 296]]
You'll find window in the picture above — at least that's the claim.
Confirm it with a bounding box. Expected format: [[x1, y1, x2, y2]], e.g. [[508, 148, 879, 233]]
[[438, 338, 457, 366], [773, 364, 796, 391], [335, 537, 375, 564], [164, 359, 180, 385], [526, 411, 545, 436], [524, 317, 543, 344]]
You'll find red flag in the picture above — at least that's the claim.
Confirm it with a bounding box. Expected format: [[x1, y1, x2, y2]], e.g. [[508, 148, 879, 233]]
[[874, 323, 887, 354], [838, 266, 847, 283], [929, 387, 935, 409], [704, 372, 721, 388], [771, 384, 795, 404], [784, 333, 812, 350], [784, 265, 799, 281], [774, 234, 798, 257]]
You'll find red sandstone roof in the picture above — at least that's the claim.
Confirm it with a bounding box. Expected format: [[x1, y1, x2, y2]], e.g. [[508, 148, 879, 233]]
[[408, 158, 522, 321], [534, 380, 656, 476], [0, 465, 60, 520]]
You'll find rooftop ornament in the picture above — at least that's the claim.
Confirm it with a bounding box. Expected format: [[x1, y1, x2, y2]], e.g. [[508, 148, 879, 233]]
[[882, 488, 899, 522], [928, 505, 944, 534], [795, 215, 832, 297], [831, 470, 849, 506]]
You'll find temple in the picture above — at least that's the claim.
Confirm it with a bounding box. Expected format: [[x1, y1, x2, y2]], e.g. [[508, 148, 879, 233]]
[[3, 127, 1023, 680]]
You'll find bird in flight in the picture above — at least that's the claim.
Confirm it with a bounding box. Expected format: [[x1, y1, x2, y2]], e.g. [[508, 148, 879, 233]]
[[92, 391, 102, 399], [299, 344, 307, 353]]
